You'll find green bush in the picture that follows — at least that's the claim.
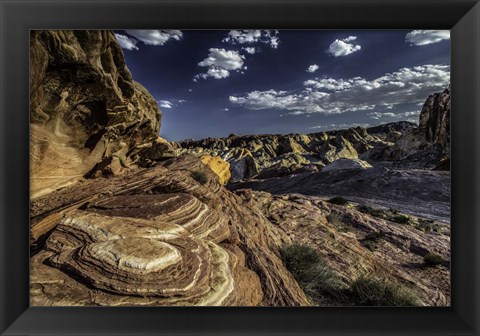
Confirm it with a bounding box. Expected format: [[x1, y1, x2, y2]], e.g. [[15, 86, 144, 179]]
[[190, 171, 208, 185], [279, 243, 341, 302], [423, 253, 444, 267], [349, 277, 419, 306], [357, 205, 412, 225], [392, 214, 411, 224], [328, 196, 350, 206], [362, 231, 385, 251]]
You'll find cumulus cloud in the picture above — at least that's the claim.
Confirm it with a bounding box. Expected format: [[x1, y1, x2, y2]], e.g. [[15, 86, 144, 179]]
[[124, 30, 183, 46], [405, 30, 450, 46], [368, 111, 418, 120], [327, 36, 361, 57], [195, 48, 245, 80], [310, 123, 371, 131], [306, 64, 319, 73], [242, 47, 257, 54], [157, 99, 186, 109], [223, 30, 280, 49], [158, 100, 173, 109], [115, 33, 139, 50], [229, 64, 450, 116]]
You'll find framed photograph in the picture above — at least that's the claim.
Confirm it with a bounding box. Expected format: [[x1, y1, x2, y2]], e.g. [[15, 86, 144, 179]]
[[1, 0, 479, 335]]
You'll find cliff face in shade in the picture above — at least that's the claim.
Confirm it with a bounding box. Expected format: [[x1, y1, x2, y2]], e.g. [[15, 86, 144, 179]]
[[30, 30, 161, 198], [419, 88, 451, 147]]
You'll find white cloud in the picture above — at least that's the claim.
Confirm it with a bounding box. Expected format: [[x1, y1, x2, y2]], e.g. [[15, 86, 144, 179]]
[[368, 110, 419, 120], [115, 33, 138, 50], [195, 48, 245, 80], [223, 30, 280, 49], [327, 36, 361, 57], [405, 30, 450, 46], [310, 123, 371, 131], [229, 64, 450, 116], [306, 64, 319, 73], [224, 108, 230, 111], [157, 99, 186, 109], [124, 30, 183, 46], [242, 47, 256, 54], [158, 100, 173, 109]]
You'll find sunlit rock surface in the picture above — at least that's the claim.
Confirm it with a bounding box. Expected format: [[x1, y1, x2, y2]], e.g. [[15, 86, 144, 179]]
[[30, 30, 161, 198]]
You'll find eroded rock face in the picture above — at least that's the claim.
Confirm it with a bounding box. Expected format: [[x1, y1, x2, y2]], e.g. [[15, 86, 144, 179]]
[[178, 126, 393, 181], [30, 30, 161, 198], [419, 88, 450, 147]]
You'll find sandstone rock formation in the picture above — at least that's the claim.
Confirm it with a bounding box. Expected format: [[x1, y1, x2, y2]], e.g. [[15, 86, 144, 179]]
[[383, 89, 450, 167], [419, 88, 450, 147], [31, 155, 310, 306], [30, 30, 161, 198], [179, 126, 392, 181], [200, 155, 231, 185], [238, 191, 450, 306], [30, 30, 450, 307]]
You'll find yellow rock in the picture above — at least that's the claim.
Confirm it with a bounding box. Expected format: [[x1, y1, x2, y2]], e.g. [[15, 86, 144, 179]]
[[200, 155, 231, 185]]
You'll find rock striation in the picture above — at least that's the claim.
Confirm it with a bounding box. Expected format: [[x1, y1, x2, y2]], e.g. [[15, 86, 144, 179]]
[[31, 155, 309, 306], [30, 30, 450, 307], [30, 30, 161, 198]]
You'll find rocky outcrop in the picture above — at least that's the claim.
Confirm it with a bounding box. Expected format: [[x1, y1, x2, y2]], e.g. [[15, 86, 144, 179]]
[[179, 126, 393, 181], [30, 30, 161, 198], [200, 155, 231, 185], [382, 89, 450, 168], [30, 155, 310, 306], [230, 166, 451, 224], [419, 88, 450, 147], [238, 191, 450, 306]]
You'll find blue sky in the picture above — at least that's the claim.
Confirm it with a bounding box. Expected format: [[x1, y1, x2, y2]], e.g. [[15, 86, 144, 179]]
[[114, 30, 450, 141]]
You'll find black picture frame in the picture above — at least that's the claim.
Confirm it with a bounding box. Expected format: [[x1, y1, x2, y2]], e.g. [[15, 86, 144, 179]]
[[1, 0, 479, 335]]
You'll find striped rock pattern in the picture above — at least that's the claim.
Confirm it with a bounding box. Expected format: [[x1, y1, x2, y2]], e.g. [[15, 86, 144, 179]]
[[31, 155, 309, 306]]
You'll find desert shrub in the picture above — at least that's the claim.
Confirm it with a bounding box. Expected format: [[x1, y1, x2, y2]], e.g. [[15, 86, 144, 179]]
[[357, 205, 384, 217], [190, 171, 208, 185], [279, 243, 341, 301], [349, 277, 419, 306], [326, 213, 342, 226], [392, 214, 411, 224], [357, 205, 413, 225], [326, 213, 350, 233], [362, 231, 385, 251], [328, 196, 349, 206], [423, 253, 444, 267]]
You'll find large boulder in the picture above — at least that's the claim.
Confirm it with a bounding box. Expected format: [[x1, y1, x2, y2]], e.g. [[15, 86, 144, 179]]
[[30, 30, 161, 198], [200, 155, 231, 185]]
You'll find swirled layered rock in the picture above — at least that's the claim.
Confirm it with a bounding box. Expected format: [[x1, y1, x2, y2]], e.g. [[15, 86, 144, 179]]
[[30, 30, 161, 198], [200, 155, 231, 185], [30, 155, 310, 306], [44, 211, 239, 304], [85, 193, 231, 243]]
